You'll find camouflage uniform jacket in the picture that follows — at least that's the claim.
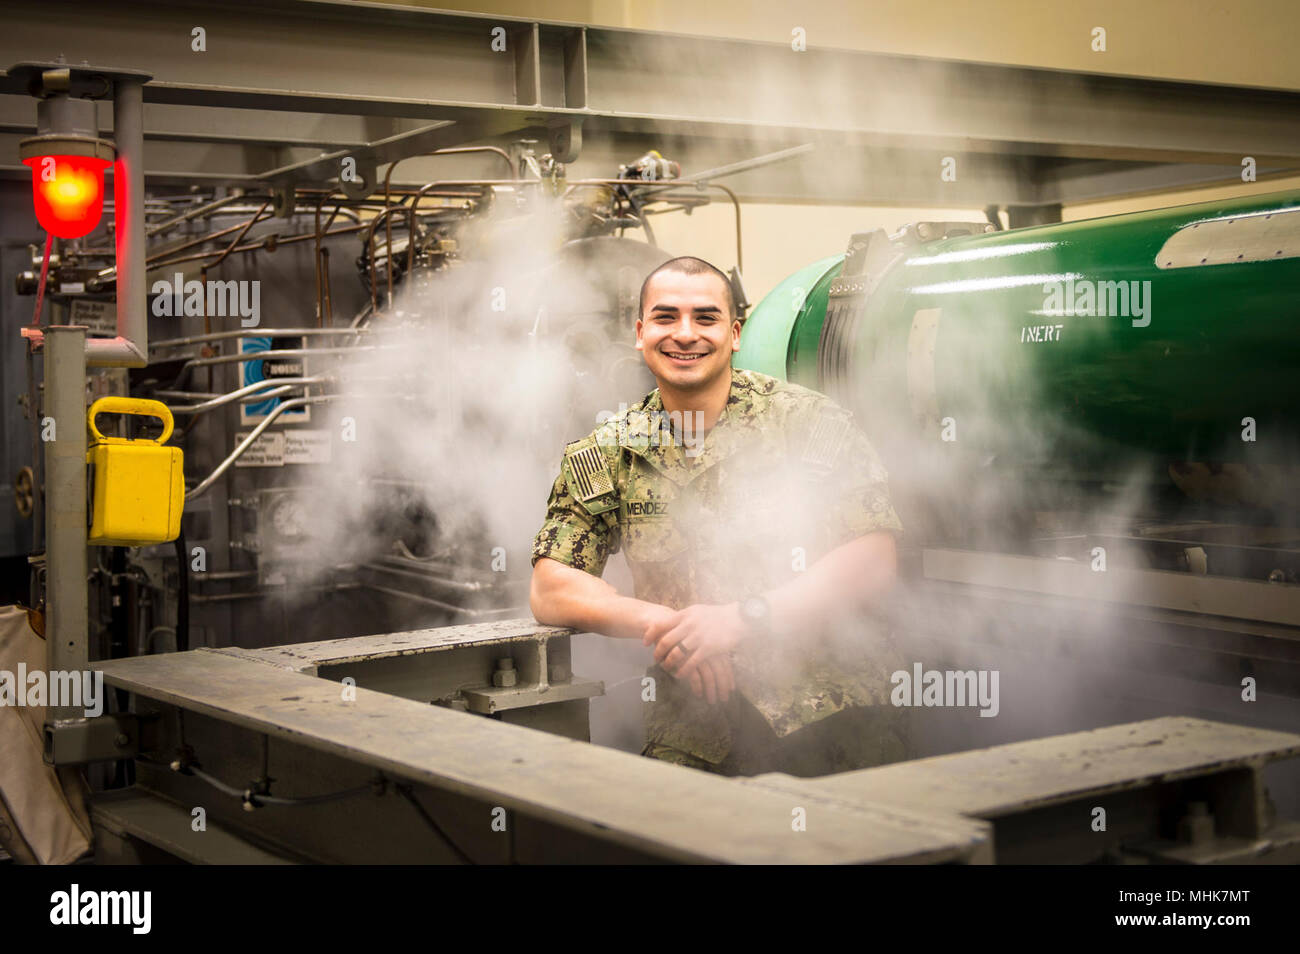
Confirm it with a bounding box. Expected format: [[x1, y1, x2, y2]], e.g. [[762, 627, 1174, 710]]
[[531, 368, 904, 764]]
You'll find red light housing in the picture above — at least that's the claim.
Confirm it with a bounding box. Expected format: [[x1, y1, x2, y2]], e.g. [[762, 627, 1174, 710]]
[[22, 154, 111, 239]]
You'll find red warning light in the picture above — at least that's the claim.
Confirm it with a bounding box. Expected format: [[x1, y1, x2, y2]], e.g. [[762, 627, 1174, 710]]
[[22, 154, 111, 239]]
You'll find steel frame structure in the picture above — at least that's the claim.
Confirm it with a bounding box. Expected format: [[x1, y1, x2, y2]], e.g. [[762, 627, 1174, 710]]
[[4, 0, 1300, 209], [90, 618, 1300, 864]]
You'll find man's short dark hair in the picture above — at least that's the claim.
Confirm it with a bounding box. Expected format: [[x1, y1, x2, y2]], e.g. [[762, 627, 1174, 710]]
[[639, 256, 737, 321]]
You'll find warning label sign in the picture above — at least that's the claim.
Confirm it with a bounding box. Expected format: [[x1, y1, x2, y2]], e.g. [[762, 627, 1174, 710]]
[[234, 429, 331, 467]]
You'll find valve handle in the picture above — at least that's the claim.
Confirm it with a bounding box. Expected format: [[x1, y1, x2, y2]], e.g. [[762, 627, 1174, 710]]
[[87, 396, 175, 446]]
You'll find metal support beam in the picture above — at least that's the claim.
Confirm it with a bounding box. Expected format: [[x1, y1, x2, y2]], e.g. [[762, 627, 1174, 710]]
[[259, 118, 512, 191], [5, 0, 1300, 204], [563, 28, 588, 110], [1048, 159, 1300, 205], [99, 646, 990, 863], [512, 23, 541, 107], [919, 547, 1300, 626], [95, 618, 1300, 863], [4, 122, 1287, 206], [807, 716, 1300, 864], [42, 325, 88, 724], [91, 76, 148, 367]]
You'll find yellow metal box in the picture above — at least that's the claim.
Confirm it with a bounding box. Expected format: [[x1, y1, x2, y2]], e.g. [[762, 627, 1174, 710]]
[[86, 397, 184, 546]]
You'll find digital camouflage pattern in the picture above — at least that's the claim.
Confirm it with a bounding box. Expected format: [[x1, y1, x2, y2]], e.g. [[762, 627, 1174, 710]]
[[532, 368, 908, 771]]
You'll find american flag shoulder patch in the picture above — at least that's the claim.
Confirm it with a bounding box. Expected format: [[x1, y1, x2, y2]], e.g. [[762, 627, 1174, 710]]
[[802, 407, 851, 474], [565, 439, 616, 506]]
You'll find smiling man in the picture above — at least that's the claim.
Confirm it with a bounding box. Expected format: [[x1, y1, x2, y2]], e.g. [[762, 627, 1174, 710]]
[[530, 256, 910, 776]]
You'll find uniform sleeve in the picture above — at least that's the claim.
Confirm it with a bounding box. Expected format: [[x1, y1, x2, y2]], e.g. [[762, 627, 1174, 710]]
[[531, 454, 619, 576], [825, 414, 904, 546]]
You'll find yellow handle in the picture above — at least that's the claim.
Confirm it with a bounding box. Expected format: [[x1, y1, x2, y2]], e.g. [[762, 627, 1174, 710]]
[[87, 397, 175, 446]]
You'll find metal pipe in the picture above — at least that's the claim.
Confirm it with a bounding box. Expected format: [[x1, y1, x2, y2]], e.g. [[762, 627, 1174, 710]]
[[189, 582, 362, 604], [147, 193, 266, 237], [382, 149, 517, 208], [186, 395, 339, 500], [372, 557, 530, 590], [299, 186, 442, 198], [679, 143, 814, 185], [383, 178, 541, 189], [409, 180, 490, 215], [363, 560, 495, 593], [320, 246, 333, 325], [315, 191, 341, 327], [350, 301, 373, 330], [153, 389, 221, 400], [643, 202, 708, 215], [152, 200, 362, 231], [177, 345, 384, 374], [318, 206, 362, 224], [85, 218, 249, 280], [377, 150, 515, 309], [144, 223, 366, 271], [403, 189, 488, 200], [564, 178, 686, 186], [151, 327, 368, 350], [189, 592, 268, 604], [144, 216, 265, 266], [183, 384, 305, 415], [363, 207, 416, 313], [169, 377, 327, 414], [44, 326, 88, 722], [83, 79, 147, 367], [710, 183, 743, 275], [191, 570, 259, 582], [199, 266, 210, 336], [636, 184, 743, 273], [360, 583, 521, 619], [205, 199, 272, 270], [428, 146, 516, 178]]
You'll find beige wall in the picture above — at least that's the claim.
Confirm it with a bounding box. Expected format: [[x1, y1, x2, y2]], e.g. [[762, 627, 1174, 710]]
[[401, 0, 1300, 92], [1063, 173, 1300, 220]]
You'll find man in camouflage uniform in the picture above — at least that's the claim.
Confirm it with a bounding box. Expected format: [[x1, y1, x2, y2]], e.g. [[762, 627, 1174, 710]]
[[530, 256, 909, 777]]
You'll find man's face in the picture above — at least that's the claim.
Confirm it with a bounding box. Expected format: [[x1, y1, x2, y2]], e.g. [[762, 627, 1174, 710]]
[[635, 270, 741, 391]]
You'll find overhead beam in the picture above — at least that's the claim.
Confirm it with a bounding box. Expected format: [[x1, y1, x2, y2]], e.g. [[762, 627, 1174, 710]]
[[1, 126, 1286, 209], [3, 0, 1299, 165], [5, 0, 1299, 203], [0, 95, 387, 149], [1045, 159, 1300, 205]]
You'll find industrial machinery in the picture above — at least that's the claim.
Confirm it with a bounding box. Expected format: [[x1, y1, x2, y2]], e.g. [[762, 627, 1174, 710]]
[[3, 33, 1299, 866], [739, 192, 1300, 536], [11, 118, 721, 652], [736, 190, 1300, 816]]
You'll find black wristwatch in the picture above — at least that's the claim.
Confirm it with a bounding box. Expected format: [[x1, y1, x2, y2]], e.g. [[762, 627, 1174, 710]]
[[739, 594, 772, 637]]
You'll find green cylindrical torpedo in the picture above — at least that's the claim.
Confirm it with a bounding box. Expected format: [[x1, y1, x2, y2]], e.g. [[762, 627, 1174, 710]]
[[738, 190, 1300, 520]]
